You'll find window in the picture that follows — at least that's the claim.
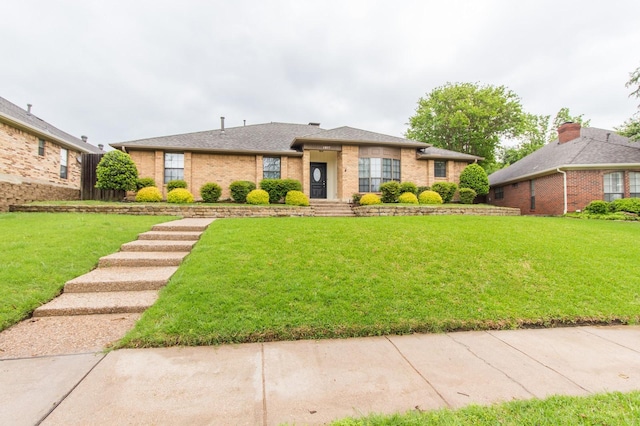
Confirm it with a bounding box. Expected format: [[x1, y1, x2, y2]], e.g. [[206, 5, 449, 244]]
[[630, 172, 640, 198], [530, 179, 535, 210], [434, 161, 447, 178], [603, 172, 624, 201], [495, 186, 504, 199], [38, 139, 45, 156], [59, 148, 68, 179], [164, 152, 184, 183], [263, 157, 281, 179], [358, 158, 401, 192]]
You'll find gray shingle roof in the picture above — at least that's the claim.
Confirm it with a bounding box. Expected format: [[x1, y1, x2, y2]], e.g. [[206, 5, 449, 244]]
[[417, 146, 483, 161], [489, 127, 640, 186], [0, 96, 102, 154], [292, 126, 427, 147]]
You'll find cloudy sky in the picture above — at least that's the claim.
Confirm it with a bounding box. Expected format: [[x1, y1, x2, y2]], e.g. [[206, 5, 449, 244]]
[[2, 1, 639, 148]]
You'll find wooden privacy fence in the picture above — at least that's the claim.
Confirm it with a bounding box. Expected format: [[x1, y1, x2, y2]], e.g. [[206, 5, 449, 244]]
[[80, 153, 125, 201]]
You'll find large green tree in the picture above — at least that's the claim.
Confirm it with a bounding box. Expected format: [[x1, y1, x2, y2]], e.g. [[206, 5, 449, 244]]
[[405, 82, 527, 165], [616, 66, 640, 141]]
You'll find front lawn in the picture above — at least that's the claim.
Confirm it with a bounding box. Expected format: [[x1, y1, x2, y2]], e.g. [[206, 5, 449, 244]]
[[118, 216, 640, 347], [0, 213, 175, 331]]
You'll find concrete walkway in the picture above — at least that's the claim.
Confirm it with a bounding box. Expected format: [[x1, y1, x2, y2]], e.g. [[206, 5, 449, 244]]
[[3, 325, 640, 425]]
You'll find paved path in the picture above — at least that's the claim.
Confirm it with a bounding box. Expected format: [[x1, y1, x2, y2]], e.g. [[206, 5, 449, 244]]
[[2, 325, 640, 425]]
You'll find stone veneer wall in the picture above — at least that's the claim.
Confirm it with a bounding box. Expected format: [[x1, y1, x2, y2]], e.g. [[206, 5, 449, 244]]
[[353, 205, 520, 216], [0, 179, 80, 212]]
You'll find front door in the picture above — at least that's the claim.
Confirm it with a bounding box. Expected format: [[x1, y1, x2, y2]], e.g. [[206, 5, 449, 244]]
[[310, 162, 327, 199]]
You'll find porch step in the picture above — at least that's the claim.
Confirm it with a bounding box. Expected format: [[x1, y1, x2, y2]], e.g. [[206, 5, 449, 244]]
[[152, 218, 215, 232], [33, 291, 159, 317], [137, 231, 202, 241], [311, 201, 356, 217], [64, 267, 179, 293], [98, 251, 189, 268], [120, 240, 197, 252]]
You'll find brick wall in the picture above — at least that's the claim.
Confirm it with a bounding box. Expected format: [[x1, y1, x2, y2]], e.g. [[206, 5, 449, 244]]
[[338, 145, 359, 201], [0, 178, 79, 212]]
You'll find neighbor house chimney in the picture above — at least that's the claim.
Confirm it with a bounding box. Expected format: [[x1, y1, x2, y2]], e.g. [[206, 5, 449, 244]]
[[27, 104, 32, 114], [557, 122, 581, 144], [220, 116, 225, 133]]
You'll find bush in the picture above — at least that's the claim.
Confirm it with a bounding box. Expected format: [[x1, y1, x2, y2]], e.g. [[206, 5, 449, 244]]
[[260, 179, 302, 203], [419, 190, 443, 204], [352, 193, 362, 205], [285, 190, 310, 206], [459, 163, 489, 196], [95, 150, 139, 191], [135, 186, 162, 202], [584, 200, 609, 215], [399, 182, 418, 195], [459, 187, 477, 204], [246, 189, 270, 205], [167, 179, 187, 191], [229, 180, 256, 203], [609, 198, 640, 214], [398, 192, 419, 204], [136, 177, 156, 191], [417, 186, 430, 195], [167, 188, 194, 204], [380, 181, 401, 203], [431, 182, 457, 203], [359, 193, 382, 205], [200, 182, 222, 203]]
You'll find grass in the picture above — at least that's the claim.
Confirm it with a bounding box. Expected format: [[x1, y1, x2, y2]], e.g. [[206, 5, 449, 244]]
[[26, 200, 302, 207], [117, 216, 640, 348], [0, 212, 175, 331], [329, 391, 640, 425]]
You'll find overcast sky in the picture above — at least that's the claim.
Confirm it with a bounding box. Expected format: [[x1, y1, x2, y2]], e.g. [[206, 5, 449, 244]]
[[2, 1, 639, 148]]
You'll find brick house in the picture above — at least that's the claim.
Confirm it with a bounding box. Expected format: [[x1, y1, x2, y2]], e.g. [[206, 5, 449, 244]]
[[110, 119, 481, 201], [0, 96, 102, 211], [487, 122, 640, 215]]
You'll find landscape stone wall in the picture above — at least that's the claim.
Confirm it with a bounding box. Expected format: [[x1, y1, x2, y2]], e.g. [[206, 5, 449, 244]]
[[0, 179, 80, 212], [353, 205, 520, 217]]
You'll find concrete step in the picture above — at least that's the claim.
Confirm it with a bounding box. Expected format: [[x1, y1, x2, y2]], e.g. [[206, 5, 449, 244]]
[[120, 240, 197, 252], [33, 291, 159, 317], [152, 218, 215, 232], [65, 266, 179, 293], [99, 251, 189, 268], [137, 231, 202, 241]]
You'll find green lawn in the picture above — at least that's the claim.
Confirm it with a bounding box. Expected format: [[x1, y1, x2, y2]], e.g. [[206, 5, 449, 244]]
[[330, 391, 640, 425], [118, 216, 640, 347], [0, 213, 175, 331]]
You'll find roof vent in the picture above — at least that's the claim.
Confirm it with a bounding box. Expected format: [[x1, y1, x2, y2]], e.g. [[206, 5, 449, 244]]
[[81, 135, 88, 143], [220, 116, 225, 134], [98, 144, 104, 151], [27, 104, 32, 115], [308, 122, 320, 126]]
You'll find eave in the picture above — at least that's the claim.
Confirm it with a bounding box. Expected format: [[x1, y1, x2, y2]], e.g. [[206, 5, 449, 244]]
[[490, 163, 640, 187]]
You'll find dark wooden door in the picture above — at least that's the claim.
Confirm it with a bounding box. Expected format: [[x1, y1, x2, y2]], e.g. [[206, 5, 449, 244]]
[[310, 162, 327, 199]]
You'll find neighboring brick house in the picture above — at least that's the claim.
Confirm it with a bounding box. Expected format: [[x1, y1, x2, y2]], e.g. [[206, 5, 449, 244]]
[[110, 119, 481, 201], [0, 96, 102, 211], [487, 122, 640, 215]]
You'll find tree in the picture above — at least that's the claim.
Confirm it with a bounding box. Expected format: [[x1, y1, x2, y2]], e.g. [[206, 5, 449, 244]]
[[95, 150, 138, 191], [551, 107, 590, 134], [616, 66, 640, 141], [458, 163, 489, 196], [406, 82, 527, 165]]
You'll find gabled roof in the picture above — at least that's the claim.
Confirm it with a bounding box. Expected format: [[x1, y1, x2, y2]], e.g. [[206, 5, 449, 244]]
[[0, 96, 102, 154], [291, 126, 427, 148], [489, 127, 640, 186], [417, 146, 483, 161]]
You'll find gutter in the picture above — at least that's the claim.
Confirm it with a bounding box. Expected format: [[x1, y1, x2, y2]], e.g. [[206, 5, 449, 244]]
[[556, 168, 567, 214]]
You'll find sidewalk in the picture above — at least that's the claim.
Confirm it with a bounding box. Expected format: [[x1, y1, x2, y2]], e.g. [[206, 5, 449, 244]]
[[3, 325, 640, 425]]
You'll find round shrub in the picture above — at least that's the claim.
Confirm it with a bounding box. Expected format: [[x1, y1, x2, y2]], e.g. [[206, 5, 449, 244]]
[[285, 190, 310, 206], [246, 189, 270, 205], [459, 187, 477, 204], [419, 190, 443, 204], [359, 193, 382, 205], [167, 179, 187, 192], [135, 186, 162, 202], [459, 163, 489, 196], [609, 198, 640, 214], [136, 177, 156, 191], [399, 182, 418, 195], [398, 192, 419, 204], [260, 179, 302, 203], [95, 150, 138, 191], [380, 181, 401, 203], [167, 188, 194, 204], [417, 186, 430, 195], [431, 182, 457, 203], [584, 200, 609, 214], [230, 180, 256, 203], [200, 182, 222, 203]]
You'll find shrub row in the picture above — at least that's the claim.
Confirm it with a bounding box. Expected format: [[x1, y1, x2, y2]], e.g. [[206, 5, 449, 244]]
[[585, 198, 640, 215], [360, 190, 444, 206]]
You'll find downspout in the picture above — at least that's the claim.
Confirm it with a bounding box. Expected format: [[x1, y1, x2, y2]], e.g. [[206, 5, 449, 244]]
[[557, 168, 567, 214]]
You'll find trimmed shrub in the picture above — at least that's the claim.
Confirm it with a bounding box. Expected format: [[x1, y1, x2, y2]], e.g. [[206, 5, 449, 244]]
[[380, 181, 401, 203], [136, 177, 156, 191], [419, 190, 443, 204], [459, 163, 489, 196], [431, 182, 457, 203], [459, 187, 477, 204], [95, 150, 138, 191], [285, 190, 310, 206], [246, 189, 270, 205], [167, 179, 187, 191], [609, 197, 640, 214], [352, 193, 362, 205], [135, 186, 162, 202], [398, 192, 419, 204], [584, 200, 609, 214], [359, 193, 382, 205], [399, 182, 418, 195], [167, 188, 194, 204], [200, 182, 222, 203], [417, 186, 430, 195], [229, 180, 256, 203], [260, 179, 302, 203]]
